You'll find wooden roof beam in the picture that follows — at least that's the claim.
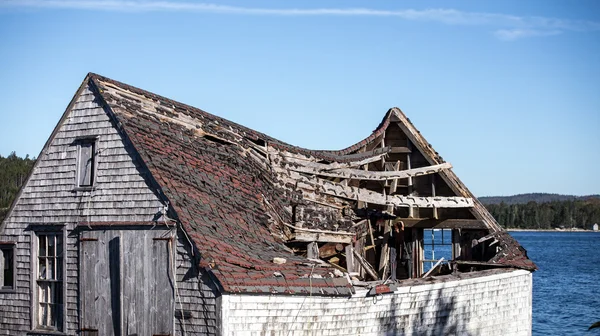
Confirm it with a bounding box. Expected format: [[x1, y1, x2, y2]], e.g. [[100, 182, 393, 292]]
[[270, 149, 387, 169], [286, 162, 452, 181], [396, 218, 487, 229], [283, 173, 474, 208]]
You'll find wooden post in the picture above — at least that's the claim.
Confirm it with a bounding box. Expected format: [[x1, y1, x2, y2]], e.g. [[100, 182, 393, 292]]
[[452, 229, 461, 260], [345, 245, 355, 274], [378, 218, 390, 278], [357, 147, 368, 209], [368, 219, 375, 249], [406, 141, 414, 218], [354, 237, 365, 278], [431, 174, 438, 219]]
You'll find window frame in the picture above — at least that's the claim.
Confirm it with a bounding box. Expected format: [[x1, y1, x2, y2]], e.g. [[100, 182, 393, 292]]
[[30, 227, 67, 333], [74, 136, 99, 191], [0, 241, 17, 293]]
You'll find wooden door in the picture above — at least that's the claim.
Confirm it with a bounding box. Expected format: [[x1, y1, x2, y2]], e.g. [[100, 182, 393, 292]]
[[80, 229, 174, 336]]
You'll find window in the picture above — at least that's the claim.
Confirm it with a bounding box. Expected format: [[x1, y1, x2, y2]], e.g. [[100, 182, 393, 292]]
[[422, 229, 453, 273], [0, 243, 16, 291], [77, 140, 96, 188], [36, 233, 64, 331]]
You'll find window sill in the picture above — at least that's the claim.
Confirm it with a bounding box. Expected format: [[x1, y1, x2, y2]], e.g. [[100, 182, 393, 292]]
[[27, 330, 68, 336], [0, 287, 16, 293], [72, 186, 96, 192]]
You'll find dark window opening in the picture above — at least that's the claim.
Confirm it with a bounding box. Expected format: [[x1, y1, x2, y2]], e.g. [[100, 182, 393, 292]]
[[0, 244, 15, 290], [78, 140, 96, 187]]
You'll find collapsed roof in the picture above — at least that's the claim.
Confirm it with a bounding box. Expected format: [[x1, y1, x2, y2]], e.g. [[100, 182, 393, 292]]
[[83, 73, 535, 295]]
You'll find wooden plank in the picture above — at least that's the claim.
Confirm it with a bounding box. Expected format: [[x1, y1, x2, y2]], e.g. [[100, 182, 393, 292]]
[[277, 152, 387, 171], [291, 232, 353, 244], [284, 159, 451, 181], [389, 147, 411, 154], [398, 218, 486, 229], [353, 249, 379, 281], [345, 245, 355, 274], [285, 173, 474, 208], [422, 257, 445, 278], [122, 230, 142, 336], [269, 147, 388, 167], [431, 175, 438, 219], [353, 238, 365, 278], [80, 231, 120, 336], [389, 161, 400, 194], [406, 143, 414, 218], [453, 260, 514, 268], [368, 219, 375, 249], [152, 235, 173, 335]]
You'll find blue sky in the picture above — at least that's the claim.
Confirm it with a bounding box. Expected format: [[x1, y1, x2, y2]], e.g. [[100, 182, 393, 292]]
[[0, 0, 598, 196]]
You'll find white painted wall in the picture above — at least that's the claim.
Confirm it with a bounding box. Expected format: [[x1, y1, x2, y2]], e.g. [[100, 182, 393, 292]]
[[221, 269, 532, 336]]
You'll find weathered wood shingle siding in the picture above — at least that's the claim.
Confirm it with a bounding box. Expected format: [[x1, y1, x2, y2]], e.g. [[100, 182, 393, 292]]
[[0, 83, 185, 334], [175, 231, 220, 336]]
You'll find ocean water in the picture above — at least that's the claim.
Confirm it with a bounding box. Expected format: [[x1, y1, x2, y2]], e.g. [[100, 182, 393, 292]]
[[509, 231, 600, 335]]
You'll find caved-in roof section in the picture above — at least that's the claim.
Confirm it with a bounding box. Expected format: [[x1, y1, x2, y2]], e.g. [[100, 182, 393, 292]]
[[89, 74, 353, 295]]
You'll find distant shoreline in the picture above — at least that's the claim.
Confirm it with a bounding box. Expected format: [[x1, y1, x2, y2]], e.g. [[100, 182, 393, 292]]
[[506, 228, 597, 232]]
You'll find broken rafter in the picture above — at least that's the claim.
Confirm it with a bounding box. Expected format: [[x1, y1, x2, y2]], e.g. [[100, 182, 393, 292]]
[[290, 231, 353, 244], [273, 150, 388, 171], [353, 249, 379, 280], [285, 161, 452, 181], [282, 172, 474, 208], [398, 218, 487, 229], [281, 221, 355, 236]]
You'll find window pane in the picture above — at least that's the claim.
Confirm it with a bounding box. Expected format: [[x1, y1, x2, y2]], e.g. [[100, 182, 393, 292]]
[[39, 257, 47, 279], [39, 303, 48, 326], [56, 235, 63, 257], [38, 282, 49, 303], [49, 303, 55, 328], [54, 282, 62, 305], [39, 235, 46, 257], [56, 258, 62, 281], [48, 258, 54, 280], [47, 236, 55, 257]]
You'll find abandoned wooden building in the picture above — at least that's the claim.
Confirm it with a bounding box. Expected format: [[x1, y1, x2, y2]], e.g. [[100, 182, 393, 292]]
[[0, 73, 536, 335]]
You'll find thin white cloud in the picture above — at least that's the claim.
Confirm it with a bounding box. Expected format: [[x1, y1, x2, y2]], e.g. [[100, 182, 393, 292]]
[[494, 29, 562, 41], [1, 0, 599, 40]]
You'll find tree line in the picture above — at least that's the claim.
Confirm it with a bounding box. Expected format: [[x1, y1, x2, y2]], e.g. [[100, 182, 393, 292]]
[[485, 199, 600, 229], [0, 152, 36, 221], [0, 153, 599, 229]]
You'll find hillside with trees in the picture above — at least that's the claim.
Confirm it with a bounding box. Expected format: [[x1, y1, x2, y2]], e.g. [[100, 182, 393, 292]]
[[485, 198, 600, 230], [482, 193, 600, 229], [0, 152, 35, 222], [480, 193, 600, 205], [0, 153, 599, 230]]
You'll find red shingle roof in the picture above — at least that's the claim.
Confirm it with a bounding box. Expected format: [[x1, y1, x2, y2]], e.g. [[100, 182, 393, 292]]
[[90, 74, 355, 295]]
